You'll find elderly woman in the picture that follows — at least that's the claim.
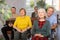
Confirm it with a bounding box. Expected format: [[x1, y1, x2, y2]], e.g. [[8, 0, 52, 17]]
[[13, 8, 32, 40], [32, 8, 50, 40]]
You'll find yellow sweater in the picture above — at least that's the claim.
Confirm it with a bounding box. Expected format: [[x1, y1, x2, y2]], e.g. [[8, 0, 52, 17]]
[[13, 16, 32, 30]]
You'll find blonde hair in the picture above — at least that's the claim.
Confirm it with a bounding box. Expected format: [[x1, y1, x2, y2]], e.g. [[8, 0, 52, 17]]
[[38, 8, 47, 18]]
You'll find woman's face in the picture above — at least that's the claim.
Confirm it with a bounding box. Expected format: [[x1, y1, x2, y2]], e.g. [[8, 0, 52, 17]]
[[38, 11, 45, 19], [20, 10, 25, 16]]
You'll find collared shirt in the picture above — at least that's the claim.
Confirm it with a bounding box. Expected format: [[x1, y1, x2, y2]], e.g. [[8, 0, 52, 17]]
[[47, 14, 57, 26]]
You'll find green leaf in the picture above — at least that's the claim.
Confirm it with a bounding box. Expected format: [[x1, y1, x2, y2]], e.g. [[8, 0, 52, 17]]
[[37, 0, 46, 8], [30, 0, 34, 8], [0, 0, 5, 4]]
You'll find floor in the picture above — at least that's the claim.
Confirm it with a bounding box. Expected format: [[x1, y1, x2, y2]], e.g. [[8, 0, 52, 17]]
[[56, 25, 60, 40]]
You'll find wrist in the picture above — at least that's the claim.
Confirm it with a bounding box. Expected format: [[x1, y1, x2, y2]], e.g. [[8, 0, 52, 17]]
[[27, 27, 31, 30]]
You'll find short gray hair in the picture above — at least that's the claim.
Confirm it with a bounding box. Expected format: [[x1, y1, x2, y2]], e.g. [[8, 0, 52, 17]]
[[38, 8, 47, 18]]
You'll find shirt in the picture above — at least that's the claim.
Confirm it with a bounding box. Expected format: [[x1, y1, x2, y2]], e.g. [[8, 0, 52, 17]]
[[13, 16, 32, 30], [31, 12, 38, 18], [9, 13, 19, 20], [10, 13, 19, 18], [38, 21, 45, 28], [31, 12, 38, 25], [47, 14, 57, 26]]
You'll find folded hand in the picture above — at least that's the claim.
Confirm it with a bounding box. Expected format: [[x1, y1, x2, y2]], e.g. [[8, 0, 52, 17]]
[[17, 29, 22, 33], [21, 29, 27, 33], [34, 34, 44, 37]]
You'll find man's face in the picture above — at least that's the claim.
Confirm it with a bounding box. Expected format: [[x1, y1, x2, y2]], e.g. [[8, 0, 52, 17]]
[[47, 8, 54, 17], [34, 8, 38, 12], [11, 8, 16, 14]]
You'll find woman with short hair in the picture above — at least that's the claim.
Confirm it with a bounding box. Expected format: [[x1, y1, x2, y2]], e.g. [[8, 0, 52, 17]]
[[13, 8, 32, 40], [32, 8, 50, 40]]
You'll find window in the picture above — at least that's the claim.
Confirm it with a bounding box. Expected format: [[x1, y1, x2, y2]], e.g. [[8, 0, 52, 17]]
[[26, 0, 34, 17]]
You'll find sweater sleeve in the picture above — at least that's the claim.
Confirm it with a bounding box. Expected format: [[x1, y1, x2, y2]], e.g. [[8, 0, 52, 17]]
[[31, 21, 36, 36], [42, 21, 51, 37], [28, 16, 32, 28]]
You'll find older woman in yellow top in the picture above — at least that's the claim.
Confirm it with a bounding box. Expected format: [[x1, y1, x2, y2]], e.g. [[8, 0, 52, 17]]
[[13, 8, 32, 40]]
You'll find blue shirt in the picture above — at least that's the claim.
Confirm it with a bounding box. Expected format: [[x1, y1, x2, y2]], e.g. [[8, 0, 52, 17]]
[[47, 14, 57, 26], [47, 14, 57, 37]]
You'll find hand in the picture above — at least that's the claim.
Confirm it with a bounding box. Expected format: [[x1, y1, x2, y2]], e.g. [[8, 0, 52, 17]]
[[34, 34, 41, 36], [34, 34, 39, 36], [35, 34, 44, 37], [17, 29, 22, 33], [39, 35, 44, 37], [51, 24, 57, 29], [21, 29, 27, 33], [8, 23, 13, 27]]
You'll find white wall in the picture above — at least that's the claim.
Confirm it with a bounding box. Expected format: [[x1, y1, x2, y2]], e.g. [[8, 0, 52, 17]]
[[5, 0, 26, 14]]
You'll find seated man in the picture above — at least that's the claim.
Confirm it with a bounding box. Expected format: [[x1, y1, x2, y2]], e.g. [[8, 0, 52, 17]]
[[1, 7, 18, 40]]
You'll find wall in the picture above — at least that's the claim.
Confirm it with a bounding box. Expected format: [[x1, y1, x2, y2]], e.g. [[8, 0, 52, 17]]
[[5, 0, 26, 14]]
